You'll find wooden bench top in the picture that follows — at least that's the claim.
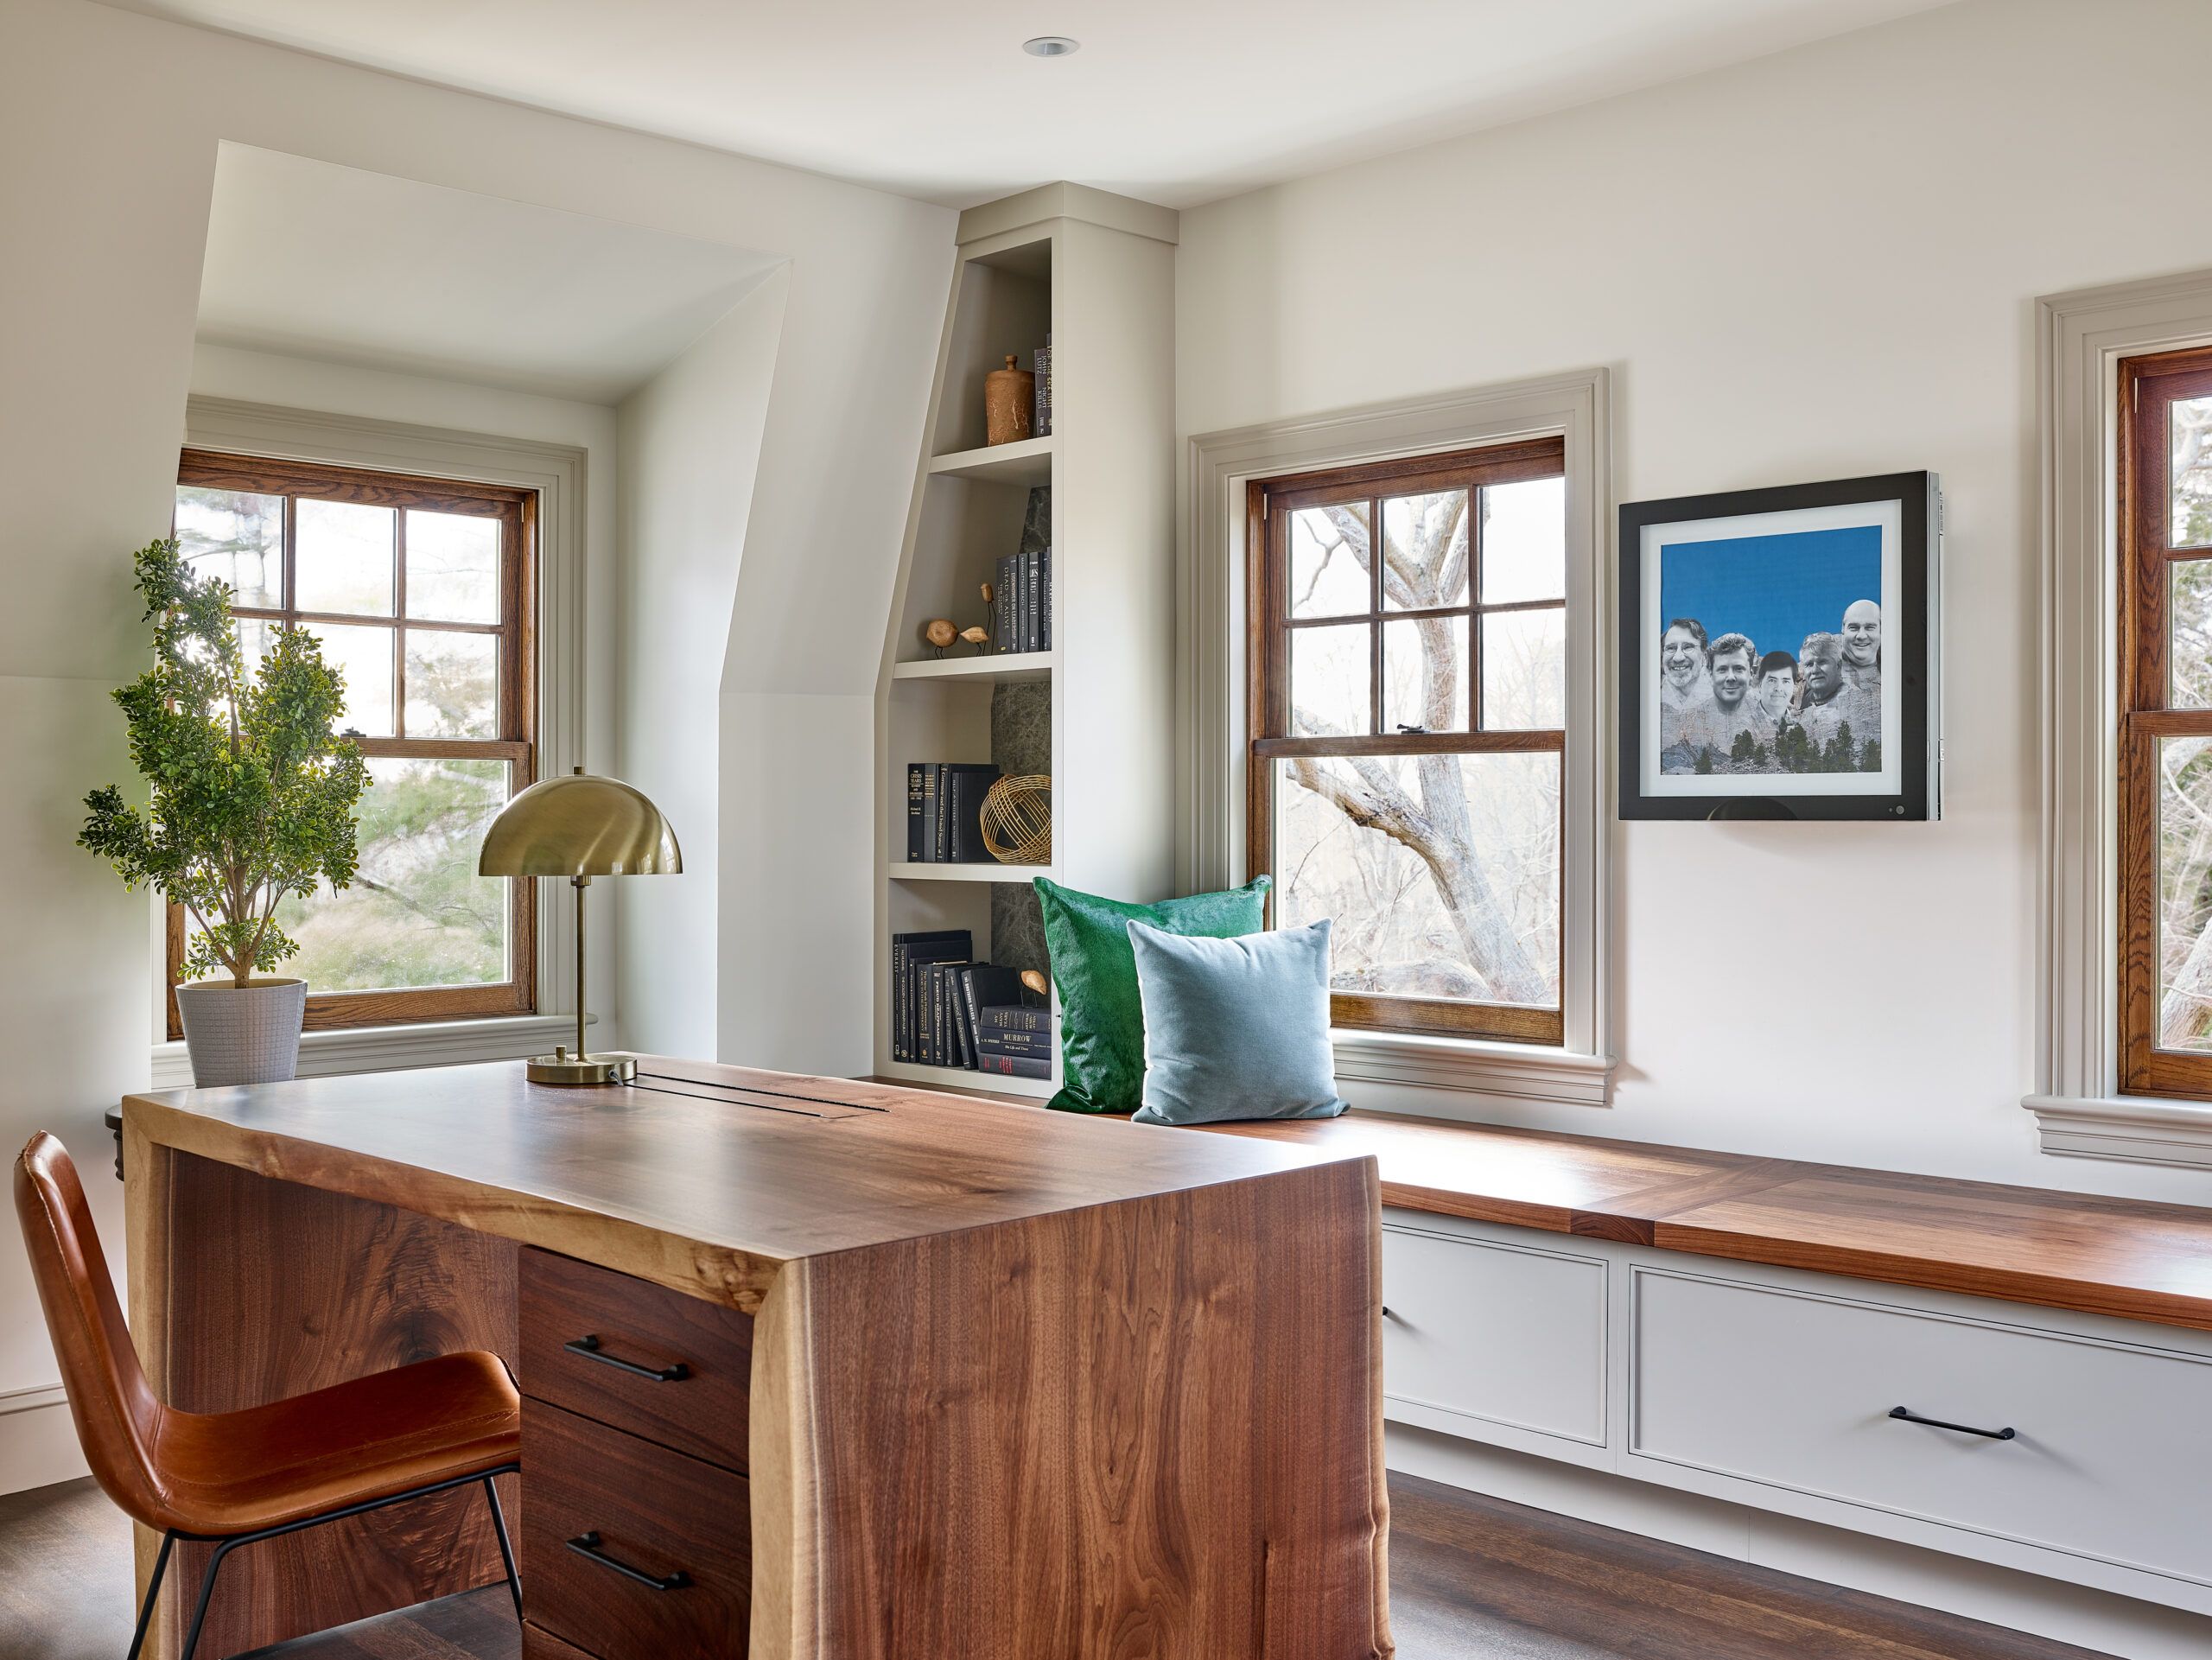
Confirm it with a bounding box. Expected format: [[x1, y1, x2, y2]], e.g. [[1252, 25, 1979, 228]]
[[1196, 1112, 2212, 1337]]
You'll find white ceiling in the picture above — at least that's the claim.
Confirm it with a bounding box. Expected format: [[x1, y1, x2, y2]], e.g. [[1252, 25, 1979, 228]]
[[117, 1, 1953, 209], [197, 144, 782, 403]]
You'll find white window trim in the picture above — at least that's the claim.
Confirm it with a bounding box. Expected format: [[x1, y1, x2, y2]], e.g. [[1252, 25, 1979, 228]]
[[154, 397, 590, 1081], [1179, 369, 1614, 1108], [2027, 268, 2212, 1166]]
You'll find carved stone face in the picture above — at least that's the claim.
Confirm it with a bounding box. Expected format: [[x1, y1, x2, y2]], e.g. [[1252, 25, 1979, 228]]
[[1662, 625, 1703, 690], [1758, 665, 1798, 720], [1802, 641, 1841, 701], [1710, 646, 1753, 709], [1841, 600, 1880, 666]]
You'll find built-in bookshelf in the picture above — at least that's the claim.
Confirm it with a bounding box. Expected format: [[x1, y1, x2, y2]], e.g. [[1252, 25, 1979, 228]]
[[873, 183, 1179, 1099]]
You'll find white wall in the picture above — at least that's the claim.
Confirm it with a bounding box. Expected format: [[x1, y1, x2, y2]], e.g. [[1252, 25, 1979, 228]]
[[717, 690, 875, 1074], [615, 272, 787, 1059], [1176, 0, 2212, 1203], [0, 0, 948, 1489]]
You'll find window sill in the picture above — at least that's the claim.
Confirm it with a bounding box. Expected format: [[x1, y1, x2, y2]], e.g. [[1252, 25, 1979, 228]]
[[2021, 1091, 2212, 1168], [150, 1011, 597, 1091], [1331, 1028, 1614, 1108]]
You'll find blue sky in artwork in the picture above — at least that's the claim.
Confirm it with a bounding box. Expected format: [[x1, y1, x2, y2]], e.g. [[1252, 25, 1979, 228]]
[[1656, 525, 1881, 662]]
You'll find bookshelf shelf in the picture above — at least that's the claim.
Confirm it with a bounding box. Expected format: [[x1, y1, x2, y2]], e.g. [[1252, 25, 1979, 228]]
[[892, 652, 1054, 683], [874, 184, 1179, 1098], [928, 435, 1055, 487], [884, 862, 1050, 885]]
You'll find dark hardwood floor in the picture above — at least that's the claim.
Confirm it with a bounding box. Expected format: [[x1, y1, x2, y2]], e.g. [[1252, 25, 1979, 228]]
[[0, 1471, 2109, 1658]]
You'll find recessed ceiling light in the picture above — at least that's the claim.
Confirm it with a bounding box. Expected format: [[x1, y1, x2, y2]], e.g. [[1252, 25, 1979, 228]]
[[1023, 36, 1081, 58]]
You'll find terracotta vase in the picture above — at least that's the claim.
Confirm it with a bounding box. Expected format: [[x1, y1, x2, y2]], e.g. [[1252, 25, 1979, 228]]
[[985, 355, 1036, 446]]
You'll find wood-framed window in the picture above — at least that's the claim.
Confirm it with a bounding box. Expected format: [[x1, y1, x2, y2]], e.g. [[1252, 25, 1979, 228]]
[[1247, 437, 1566, 1043], [168, 448, 537, 1033], [2119, 347, 2212, 1096]]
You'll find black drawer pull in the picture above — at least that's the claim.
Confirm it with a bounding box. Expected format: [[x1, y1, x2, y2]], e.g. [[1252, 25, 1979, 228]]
[[566, 1531, 691, 1591], [565, 1334, 689, 1382], [1889, 1404, 2016, 1441]]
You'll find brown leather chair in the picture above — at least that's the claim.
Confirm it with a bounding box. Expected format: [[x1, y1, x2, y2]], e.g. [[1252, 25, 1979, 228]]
[[14, 1132, 524, 1660]]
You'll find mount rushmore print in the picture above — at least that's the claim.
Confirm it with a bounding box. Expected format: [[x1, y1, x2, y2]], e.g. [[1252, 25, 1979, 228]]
[[1655, 522, 1885, 778], [1619, 473, 1937, 824]]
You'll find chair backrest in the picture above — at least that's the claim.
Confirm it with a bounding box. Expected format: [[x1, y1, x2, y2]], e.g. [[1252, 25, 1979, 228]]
[[14, 1133, 167, 1527]]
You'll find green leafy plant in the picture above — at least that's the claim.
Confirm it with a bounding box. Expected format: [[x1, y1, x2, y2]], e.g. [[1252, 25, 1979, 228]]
[[79, 539, 370, 989]]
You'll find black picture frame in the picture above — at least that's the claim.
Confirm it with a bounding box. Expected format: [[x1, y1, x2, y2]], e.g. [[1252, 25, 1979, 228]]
[[1618, 471, 1940, 822]]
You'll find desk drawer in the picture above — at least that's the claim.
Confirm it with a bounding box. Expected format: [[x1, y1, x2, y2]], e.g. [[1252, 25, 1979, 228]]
[[523, 1621, 599, 1660], [520, 1247, 752, 1470], [1631, 1268, 2212, 1585], [521, 1397, 751, 1659]]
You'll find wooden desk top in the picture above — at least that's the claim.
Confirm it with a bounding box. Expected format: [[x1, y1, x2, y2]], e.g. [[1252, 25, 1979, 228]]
[[122, 1055, 1355, 1312], [1200, 1112, 2212, 1335]]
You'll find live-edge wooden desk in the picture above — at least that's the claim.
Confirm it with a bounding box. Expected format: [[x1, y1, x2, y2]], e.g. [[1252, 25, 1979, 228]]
[[121, 1056, 1391, 1660]]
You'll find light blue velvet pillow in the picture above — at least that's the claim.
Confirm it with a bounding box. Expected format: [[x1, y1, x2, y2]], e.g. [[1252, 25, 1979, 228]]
[[1127, 918, 1348, 1126]]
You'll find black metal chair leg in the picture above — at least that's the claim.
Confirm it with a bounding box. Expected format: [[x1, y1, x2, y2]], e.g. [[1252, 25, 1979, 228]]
[[130, 1466, 521, 1660], [482, 1475, 523, 1625], [124, 1530, 176, 1660], [176, 1537, 238, 1660]]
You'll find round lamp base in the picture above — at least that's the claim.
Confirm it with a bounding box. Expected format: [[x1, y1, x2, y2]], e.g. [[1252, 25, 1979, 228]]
[[524, 1052, 637, 1086]]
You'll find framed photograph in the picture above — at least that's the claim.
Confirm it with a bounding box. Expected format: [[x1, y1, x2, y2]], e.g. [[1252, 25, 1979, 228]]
[[1618, 472, 1939, 820]]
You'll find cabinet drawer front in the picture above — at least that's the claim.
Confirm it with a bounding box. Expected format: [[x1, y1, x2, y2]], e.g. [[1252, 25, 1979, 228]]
[[523, 1621, 599, 1660], [522, 1397, 751, 1658], [521, 1247, 752, 1470], [1632, 1269, 2212, 1584], [1382, 1223, 1606, 1445]]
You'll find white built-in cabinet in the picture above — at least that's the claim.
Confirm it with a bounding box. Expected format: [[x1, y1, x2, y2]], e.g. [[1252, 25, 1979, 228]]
[[1382, 1209, 2212, 1615], [871, 184, 1179, 1097]]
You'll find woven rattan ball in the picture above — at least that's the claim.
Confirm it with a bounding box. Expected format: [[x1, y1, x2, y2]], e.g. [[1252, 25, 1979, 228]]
[[981, 774, 1052, 865]]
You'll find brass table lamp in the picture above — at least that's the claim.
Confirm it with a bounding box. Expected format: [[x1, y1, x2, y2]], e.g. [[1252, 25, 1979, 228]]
[[479, 766, 681, 1084]]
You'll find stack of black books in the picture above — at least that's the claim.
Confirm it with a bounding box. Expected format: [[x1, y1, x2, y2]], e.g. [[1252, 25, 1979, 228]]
[[971, 996, 1051, 1080], [992, 547, 1052, 654], [905, 762, 1001, 862], [887, 934, 1050, 1078], [993, 484, 1052, 654]]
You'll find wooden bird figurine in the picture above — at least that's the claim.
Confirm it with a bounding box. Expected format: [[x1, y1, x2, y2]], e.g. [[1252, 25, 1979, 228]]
[[959, 626, 990, 654], [1020, 969, 1049, 1001], [923, 618, 957, 657]]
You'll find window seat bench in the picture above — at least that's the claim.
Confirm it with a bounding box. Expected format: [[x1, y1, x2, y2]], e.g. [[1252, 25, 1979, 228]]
[[1193, 1110, 2212, 1333], [1188, 1110, 2212, 1621]]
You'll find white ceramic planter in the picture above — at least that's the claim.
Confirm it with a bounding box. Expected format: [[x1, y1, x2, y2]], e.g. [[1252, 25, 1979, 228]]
[[175, 978, 308, 1087]]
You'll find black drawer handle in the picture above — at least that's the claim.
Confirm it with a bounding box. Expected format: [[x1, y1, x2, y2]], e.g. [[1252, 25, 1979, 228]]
[[1890, 1404, 2016, 1441], [565, 1334, 690, 1382], [566, 1531, 691, 1591]]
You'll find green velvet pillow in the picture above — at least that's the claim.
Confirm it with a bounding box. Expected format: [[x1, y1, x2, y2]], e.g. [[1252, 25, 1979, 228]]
[[1033, 875, 1270, 1115]]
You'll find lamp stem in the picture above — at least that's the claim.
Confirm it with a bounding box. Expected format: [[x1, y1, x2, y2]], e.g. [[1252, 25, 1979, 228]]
[[574, 874, 588, 1061], [520, 870, 628, 1084]]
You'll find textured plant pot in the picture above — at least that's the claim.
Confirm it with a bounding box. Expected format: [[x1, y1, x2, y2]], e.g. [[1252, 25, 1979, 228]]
[[175, 978, 308, 1087]]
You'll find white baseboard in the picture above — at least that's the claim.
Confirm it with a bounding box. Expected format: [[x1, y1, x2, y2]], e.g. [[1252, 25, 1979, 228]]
[[0, 1384, 86, 1496], [1389, 1426, 2212, 1660]]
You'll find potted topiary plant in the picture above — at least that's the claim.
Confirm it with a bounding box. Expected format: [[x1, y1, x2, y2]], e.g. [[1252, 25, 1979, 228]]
[[80, 538, 370, 1086]]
